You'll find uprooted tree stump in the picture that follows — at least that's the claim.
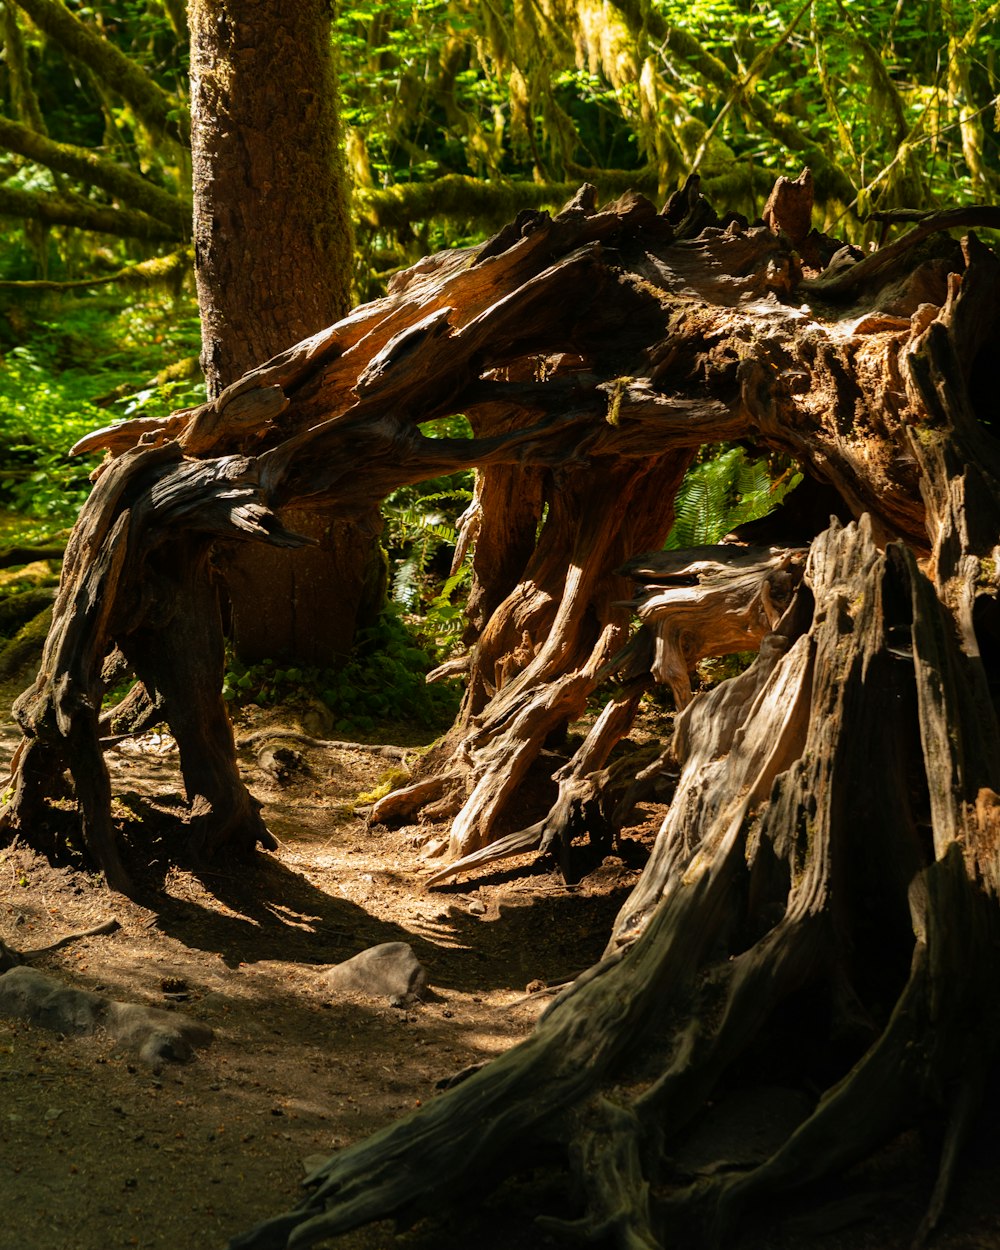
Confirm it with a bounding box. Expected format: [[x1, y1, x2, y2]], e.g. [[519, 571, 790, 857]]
[[2, 173, 1000, 1246]]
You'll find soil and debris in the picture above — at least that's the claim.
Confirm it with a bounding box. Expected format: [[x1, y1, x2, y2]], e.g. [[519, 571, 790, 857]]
[[0, 703, 648, 1250], [2, 704, 1000, 1250]]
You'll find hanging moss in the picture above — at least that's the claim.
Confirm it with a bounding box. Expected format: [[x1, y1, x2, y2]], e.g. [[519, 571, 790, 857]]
[[12, 0, 190, 145], [356, 175, 582, 231]]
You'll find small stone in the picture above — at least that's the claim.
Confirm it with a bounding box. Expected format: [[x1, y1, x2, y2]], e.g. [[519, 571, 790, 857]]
[[321, 942, 428, 1005], [467, 900, 486, 915]]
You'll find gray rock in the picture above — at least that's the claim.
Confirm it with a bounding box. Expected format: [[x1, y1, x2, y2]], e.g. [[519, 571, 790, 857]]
[[0, 966, 213, 1065], [321, 942, 427, 1005]]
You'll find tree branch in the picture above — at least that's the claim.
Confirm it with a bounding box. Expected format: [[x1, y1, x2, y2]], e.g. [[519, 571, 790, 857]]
[[11, 0, 189, 144], [0, 114, 190, 233], [0, 246, 192, 292], [0, 184, 181, 241]]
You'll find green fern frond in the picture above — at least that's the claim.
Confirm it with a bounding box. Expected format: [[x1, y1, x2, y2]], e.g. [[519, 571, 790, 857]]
[[665, 445, 801, 549]]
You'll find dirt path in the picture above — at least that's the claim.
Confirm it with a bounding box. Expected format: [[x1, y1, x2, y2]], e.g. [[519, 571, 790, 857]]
[[0, 711, 644, 1250], [4, 709, 1000, 1250]]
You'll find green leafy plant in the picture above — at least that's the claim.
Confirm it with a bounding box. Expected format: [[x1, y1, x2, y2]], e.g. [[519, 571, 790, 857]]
[[382, 415, 475, 650], [664, 444, 802, 549], [222, 610, 462, 736], [388, 486, 472, 609], [0, 292, 203, 535]]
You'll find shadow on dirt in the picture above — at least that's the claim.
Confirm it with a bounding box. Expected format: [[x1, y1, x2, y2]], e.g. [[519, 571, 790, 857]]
[[102, 792, 640, 1000]]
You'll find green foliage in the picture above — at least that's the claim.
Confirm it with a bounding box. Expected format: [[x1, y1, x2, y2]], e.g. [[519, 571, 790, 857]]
[[387, 485, 471, 603], [665, 445, 802, 549], [0, 291, 203, 530], [382, 413, 474, 649], [697, 650, 758, 687], [0, 343, 100, 520], [335, 0, 1000, 291], [222, 610, 462, 736], [384, 475, 474, 656]]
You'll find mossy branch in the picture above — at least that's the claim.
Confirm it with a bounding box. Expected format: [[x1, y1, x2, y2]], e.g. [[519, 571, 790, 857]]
[[0, 115, 190, 233], [356, 168, 763, 233], [606, 0, 857, 205], [11, 0, 190, 145], [0, 183, 182, 241], [1, 1, 46, 133], [355, 174, 582, 230], [0, 245, 193, 292]]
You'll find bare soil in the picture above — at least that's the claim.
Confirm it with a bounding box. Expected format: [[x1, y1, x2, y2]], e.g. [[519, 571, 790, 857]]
[[0, 701, 650, 1250], [2, 700, 1000, 1250]]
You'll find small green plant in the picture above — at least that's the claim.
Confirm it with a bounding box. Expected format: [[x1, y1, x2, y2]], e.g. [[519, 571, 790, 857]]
[[665, 445, 802, 549], [388, 485, 473, 610], [223, 609, 462, 736], [383, 416, 475, 620], [382, 418, 475, 653]]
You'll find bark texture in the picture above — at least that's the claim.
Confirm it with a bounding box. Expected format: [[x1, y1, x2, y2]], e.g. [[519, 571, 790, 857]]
[[189, 0, 353, 391], [3, 176, 1000, 1246], [188, 0, 381, 663]]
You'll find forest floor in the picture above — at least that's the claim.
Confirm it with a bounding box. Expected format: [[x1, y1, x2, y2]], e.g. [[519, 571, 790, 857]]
[[2, 679, 1000, 1250]]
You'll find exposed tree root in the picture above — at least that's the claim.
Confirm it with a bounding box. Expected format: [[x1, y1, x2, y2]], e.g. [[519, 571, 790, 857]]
[[231, 516, 1000, 1249], [3, 179, 1000, 1248]]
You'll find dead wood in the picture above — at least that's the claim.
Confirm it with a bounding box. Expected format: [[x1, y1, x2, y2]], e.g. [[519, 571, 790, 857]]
[[0, 917, 120, 973], [232, 513, 1000, 1250], [621, 544, 807, 707], [3, 173, 1000, 1247]]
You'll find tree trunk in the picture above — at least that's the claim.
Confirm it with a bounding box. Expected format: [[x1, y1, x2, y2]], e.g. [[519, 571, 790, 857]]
[[188, 0, 383, 663]]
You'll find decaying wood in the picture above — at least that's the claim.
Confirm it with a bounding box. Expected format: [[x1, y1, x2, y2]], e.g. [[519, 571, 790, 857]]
[[424, 544, 806, 885], [3, 172, 1000, 1247], [622, 543, 807, 707], [231, 516, 1000, 1250]]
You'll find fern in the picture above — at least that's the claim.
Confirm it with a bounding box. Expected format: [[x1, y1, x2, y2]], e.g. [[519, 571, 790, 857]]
[[385, 480, 475, 612], [665, 445, 801, 550]]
